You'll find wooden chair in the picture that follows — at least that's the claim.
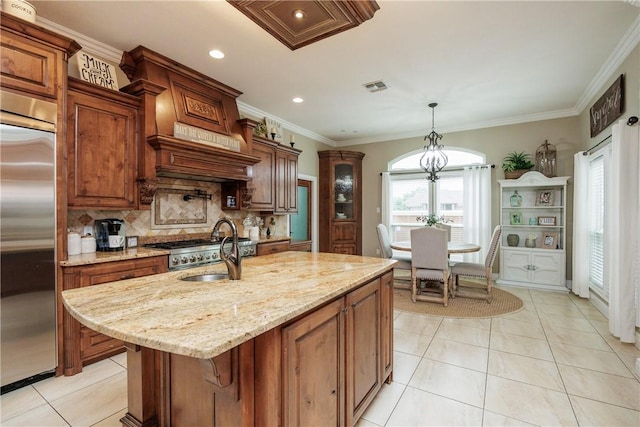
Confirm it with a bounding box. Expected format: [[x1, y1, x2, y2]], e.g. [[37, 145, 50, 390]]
[[410, 227, 450, 306], [450, 225, 502, 303], [376, 224, 412, 287]]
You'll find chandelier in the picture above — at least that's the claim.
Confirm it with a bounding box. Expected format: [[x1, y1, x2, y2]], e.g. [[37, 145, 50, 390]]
[[419, 102, 448, 182]]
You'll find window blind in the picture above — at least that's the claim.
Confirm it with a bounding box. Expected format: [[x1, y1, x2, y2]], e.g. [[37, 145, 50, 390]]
[[588, 154, 605, 290]]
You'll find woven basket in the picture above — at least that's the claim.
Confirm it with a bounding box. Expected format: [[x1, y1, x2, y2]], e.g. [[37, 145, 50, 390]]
[[504, 169, 530, 179]]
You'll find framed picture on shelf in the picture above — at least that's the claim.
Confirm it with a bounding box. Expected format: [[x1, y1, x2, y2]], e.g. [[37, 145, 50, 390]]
[[510, 212, 523, 225], [535, 189, 554, 206], [537, 216, 557, 226], [542, 232, 560, 249]]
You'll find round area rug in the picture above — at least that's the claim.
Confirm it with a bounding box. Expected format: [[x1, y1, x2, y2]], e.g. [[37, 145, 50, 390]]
[[394, 280, 524, 318]]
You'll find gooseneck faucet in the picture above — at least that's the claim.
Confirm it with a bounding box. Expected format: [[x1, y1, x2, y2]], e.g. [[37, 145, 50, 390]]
[[211, 217, 241, 280]]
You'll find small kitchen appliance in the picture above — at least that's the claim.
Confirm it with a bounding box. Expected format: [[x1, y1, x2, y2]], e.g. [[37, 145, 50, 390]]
[[95, 219, 126, 251]]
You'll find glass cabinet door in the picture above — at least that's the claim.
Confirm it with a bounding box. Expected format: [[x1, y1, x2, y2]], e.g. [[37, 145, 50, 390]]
[[334, 163, 354, 219]]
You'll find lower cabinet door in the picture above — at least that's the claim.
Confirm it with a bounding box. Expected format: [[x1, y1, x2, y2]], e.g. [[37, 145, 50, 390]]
[[345, 278, 381, 425], [379, 272, 393, 381], [501, 250, 531, 282], [531, 251, 565, 286], [282, 298, 345, 427]]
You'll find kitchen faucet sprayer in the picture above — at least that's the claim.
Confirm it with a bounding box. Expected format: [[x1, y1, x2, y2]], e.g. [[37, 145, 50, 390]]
[[212, 218, 241, 280]]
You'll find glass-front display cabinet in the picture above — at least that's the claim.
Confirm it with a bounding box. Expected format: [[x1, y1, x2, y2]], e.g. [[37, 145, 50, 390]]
[[318, 151, 365, 255]]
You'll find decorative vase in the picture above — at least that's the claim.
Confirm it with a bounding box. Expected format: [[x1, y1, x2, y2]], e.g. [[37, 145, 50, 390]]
[[510, 190, 522, 207], [507, 234, 520, 247], [525, 238, 536, 248]]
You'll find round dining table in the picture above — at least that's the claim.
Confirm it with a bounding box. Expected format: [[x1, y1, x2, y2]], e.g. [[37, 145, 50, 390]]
[[390, 241, 481, 254]]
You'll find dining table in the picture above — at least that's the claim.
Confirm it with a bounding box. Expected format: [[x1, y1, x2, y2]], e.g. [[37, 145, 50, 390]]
[[390, 241, 481, 254]]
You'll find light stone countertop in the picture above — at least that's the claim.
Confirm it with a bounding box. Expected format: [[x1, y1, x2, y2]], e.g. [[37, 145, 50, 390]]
[[62, 252, 396, 360], [60, 247, 170, 267]]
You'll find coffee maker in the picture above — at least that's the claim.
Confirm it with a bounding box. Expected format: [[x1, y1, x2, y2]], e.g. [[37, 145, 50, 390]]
[[95, 219, 126, 251]]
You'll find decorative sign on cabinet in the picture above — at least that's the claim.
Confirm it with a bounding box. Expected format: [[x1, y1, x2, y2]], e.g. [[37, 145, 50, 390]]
[[497, 171, 570, 291]]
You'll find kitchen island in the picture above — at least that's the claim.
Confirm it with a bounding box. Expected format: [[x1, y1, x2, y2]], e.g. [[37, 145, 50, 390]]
[[61, 251, 395, 427]]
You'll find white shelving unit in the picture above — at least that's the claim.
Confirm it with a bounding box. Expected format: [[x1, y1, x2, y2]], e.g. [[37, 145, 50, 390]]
[[497, 171, 570, 292]]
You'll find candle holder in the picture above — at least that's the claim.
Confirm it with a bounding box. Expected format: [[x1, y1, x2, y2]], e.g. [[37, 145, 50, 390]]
[[290, 142, 295, 148], [270, 132, 276, 140]]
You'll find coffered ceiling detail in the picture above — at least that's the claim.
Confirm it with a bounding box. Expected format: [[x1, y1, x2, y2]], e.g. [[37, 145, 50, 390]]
[[227, 0, 379, 50]]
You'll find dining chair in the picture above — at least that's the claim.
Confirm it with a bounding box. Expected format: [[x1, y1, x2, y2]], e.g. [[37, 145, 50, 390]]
[[410, 226, 450, 306], [376, 224, 412, 287], [434, 223, 452, 241], [450, 225, 502, 303]]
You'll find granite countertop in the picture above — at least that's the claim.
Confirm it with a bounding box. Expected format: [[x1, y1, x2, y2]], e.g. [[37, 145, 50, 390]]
[[61, 252, 395, 359], [60, 247, 170, 267]]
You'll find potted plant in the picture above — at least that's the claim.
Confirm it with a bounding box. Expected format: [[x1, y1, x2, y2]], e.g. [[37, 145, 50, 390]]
[[416, 213, 447, 227], [502, 151, 534, 179]]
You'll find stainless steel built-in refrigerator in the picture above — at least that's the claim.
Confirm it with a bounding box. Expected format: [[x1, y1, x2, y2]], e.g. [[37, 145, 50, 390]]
[[1, 91, 57, 391]]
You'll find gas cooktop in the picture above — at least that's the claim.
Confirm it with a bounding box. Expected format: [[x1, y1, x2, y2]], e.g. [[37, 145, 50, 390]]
[[144, 237, 256, 271], [145, 237, 251, 250]]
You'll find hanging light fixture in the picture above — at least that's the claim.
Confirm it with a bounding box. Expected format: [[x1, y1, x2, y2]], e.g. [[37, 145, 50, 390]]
[[419, 102, 448, 182]]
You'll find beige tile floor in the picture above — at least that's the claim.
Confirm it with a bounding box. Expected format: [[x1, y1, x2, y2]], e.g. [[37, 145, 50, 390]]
[[2, 287, 639, 426]]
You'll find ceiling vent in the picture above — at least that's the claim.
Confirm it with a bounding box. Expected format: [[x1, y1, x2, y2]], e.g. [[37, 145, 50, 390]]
[[363, 80, 388, 93]]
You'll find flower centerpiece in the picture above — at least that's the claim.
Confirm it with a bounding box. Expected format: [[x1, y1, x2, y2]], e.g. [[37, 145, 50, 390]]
[[417, 213, 447, 227]]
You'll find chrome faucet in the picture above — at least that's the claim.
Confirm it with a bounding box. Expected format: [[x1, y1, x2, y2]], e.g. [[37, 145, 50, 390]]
[[212, 217, 241, 280]]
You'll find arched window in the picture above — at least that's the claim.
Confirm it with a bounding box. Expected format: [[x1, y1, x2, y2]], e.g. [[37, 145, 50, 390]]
[[389, 147, 485, 170], [383, 147, 491, 263]]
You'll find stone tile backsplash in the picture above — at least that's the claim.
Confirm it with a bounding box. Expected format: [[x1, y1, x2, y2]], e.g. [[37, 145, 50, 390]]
[[68, 178, 288, 243]]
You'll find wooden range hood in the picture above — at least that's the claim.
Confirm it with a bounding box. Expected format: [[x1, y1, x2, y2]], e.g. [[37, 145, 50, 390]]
[[119, 46, 260, 203]]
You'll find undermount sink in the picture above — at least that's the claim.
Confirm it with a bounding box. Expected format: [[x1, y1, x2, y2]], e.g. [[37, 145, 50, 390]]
[[180, 273, 229, 282]]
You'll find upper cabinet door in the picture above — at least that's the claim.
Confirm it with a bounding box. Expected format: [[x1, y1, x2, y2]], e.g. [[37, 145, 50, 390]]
[[0, 15, 80, 99], [67, 79, 141, 209], [275, 149, 298, 214]]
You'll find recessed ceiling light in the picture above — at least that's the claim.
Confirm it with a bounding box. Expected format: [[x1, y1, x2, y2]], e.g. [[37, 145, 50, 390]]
[[209, 49, 225, 59], [292, 9, 305, 19], [292, 97, 304, 103]]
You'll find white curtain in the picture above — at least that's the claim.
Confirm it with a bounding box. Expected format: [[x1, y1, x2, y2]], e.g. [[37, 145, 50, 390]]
[[606, 120, 639, 343], [462, 166, 492, 263], [571, 152, 590, 298], [381, 172, 391, 228]]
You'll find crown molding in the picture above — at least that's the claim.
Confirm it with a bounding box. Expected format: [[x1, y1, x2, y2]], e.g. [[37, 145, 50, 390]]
[[575, 14, 640, 114], [237, 101, 336, 146], [35, 17, 123, 63], [336, 108, 579, 147]]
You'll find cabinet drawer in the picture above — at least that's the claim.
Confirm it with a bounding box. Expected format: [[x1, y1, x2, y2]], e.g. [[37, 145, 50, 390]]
[[80, 257, 167, 286], [257, 241, 290, 256], [332, 244, 357, 255], [80, 326, 124, 360]]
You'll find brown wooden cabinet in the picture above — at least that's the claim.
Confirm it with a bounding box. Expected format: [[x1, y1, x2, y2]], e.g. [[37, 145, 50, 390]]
[[67, 78, 142, 209], [256, 240, 290, 256], [224, 136, 300, 213], [380, 271, 393, 381], [279, 273, 390, 426], [0, 12, 80, 99], [282, 298, 345, 426], [275, 146, 299, 214], [60, 256, 167, 375], [247, 137, 276, 210], [318, 151, 365, 255]]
